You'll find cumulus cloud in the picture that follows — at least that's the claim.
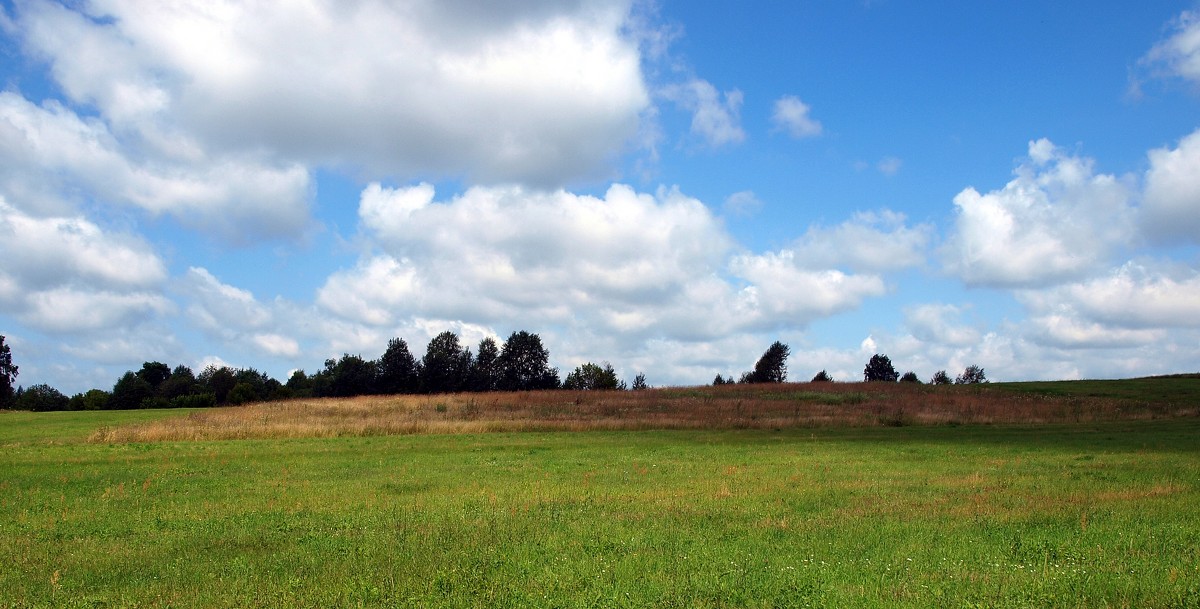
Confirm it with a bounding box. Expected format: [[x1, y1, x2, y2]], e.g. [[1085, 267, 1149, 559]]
[[662, 79, 746, 148], [904, 304, 980, 347], [314, 183, 891, 368], [1022, 261, 1200, 330], [770, 95, 822, 139], [728, 251, 886, 326], [11, 0, 650, 186], [1140, 9, 1200, 86], [942, 139, 1135, 288], [1143, 128, 1200, 244], [790, 210, 932, 273], [0, 197, 170, 334], [0, 92, 311, 242]]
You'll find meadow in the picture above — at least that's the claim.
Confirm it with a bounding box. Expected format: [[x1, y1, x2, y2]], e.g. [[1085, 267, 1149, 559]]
[[2, 380, 1198, 608]]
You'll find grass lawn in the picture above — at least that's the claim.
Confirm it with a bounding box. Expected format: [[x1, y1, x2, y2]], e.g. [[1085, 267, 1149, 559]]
[[1, 408, 1198, 607]]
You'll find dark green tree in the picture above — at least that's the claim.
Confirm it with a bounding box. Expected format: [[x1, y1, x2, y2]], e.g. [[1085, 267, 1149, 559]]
[[467, 337, 500, 392], [377, 337, 419, 395], [747, 341, 790, 383], [0, 335, 17, 408], [631, 372, 648, 390], [899, 371, 922, 383], [136, 362, 172, 391], [159, 365, 199, 400], [421, 332, 469, 394], [863, 354, 899, 382], [70, 389, 111, 411], [563, 362, 623, 390], [111, 371, 154, 409], [324, 355, 377, 397], [955, 365, 987, 385], [16, 384, 69, 411], [811, 370, 833, 382], [930, 370, 952, 385], [713, 374, 727, 386], [286, 370, 313, 398], [198, 365, 237, 404], [498, 331, 559, 391]]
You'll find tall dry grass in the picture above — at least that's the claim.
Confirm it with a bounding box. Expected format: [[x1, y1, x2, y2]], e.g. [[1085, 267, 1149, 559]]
[[88, 382, 1197, 443]]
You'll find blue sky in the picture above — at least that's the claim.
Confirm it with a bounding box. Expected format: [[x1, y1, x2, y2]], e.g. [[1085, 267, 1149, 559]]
[[1, 0, 1199, 394]]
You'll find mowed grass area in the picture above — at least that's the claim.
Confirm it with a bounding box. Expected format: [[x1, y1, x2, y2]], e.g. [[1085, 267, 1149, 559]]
[[3, 400, 1199, 608]]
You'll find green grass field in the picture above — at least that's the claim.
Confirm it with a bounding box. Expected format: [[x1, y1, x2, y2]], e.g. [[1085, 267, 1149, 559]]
[[2, 393, 1199, 607]]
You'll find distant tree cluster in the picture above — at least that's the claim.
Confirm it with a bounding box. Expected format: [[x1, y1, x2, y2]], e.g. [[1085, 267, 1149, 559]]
[[712, 344, 986, 389], [0, 331, 652, 412], [714, 341, 791, 385]]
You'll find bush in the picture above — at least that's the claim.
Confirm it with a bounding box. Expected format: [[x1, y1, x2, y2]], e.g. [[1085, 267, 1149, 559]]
[[955, 365, 988, 385], [864, 354, 899, 383], [811, 370, 833, 382], [227, 382, 259, 405], [15, 384, 69, 412], [930, 370, 952, 385], [899, 371, 921, 384]]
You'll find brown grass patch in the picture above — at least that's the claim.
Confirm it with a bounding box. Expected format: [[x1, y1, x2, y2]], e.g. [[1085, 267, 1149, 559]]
[[88, 382, 1198, 443]]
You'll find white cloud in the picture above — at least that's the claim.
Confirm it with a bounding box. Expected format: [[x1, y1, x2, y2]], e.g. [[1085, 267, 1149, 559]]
[[729, 251, 887, 325], [723, 190, 763, 216], [252, 334, 301, 359], [0, 197, 171, 335], [179, 267, 274, 336], [942, 139, 1135, 288], [770, 95, 822, 139], [11, 0, 650, 186], [1143, 128, 1200, 244], [662, 79, 746, 148], [790, 210, 932, 273], [1141, 9, 1200, 86], [314, 183, 892, 374], [0, 92, 311, 243], [1023, 261, 1200, 330], [904, 304, 980, 347]]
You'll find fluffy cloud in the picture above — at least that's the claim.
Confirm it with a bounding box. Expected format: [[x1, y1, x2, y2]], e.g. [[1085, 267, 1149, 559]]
[[314, 183, 894, 376], [12, 0, 650, 186], [1141, 9, 1200, 85], [1143, 129, 1200, 244], [1022, 261, 1200, 331], [942, 139, 1135, 288], [0, 197, 170, 334], [789, 210, 931, 273], [0, 92, 311, 242], [770, 95, 822, 139], [662, 79, 746, 148], [728, 251, 886, 326], [904, 304, 980, 347]]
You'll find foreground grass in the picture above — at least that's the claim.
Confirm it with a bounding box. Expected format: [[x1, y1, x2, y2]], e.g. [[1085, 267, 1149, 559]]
[[2, 409, 1198, 608]]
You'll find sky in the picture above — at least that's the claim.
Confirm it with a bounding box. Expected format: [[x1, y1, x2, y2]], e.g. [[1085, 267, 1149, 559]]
[[1, 0, 1199, 394]]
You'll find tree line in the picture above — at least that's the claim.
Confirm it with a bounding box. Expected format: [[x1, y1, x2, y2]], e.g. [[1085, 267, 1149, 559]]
[[0, 331, 654, 412], [712, 346, 986, 386], [0, 333, 985, 413]]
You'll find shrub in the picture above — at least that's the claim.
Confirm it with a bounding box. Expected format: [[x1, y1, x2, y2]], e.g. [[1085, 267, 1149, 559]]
[[811, 370, 833, 382], [15, 384, 69, 412], [864, 354, 899, 382], [956, 365, 987, 384]]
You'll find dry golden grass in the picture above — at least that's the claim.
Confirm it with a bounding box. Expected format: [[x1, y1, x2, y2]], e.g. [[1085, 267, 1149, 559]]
[[89, 381, 1197, 443]]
